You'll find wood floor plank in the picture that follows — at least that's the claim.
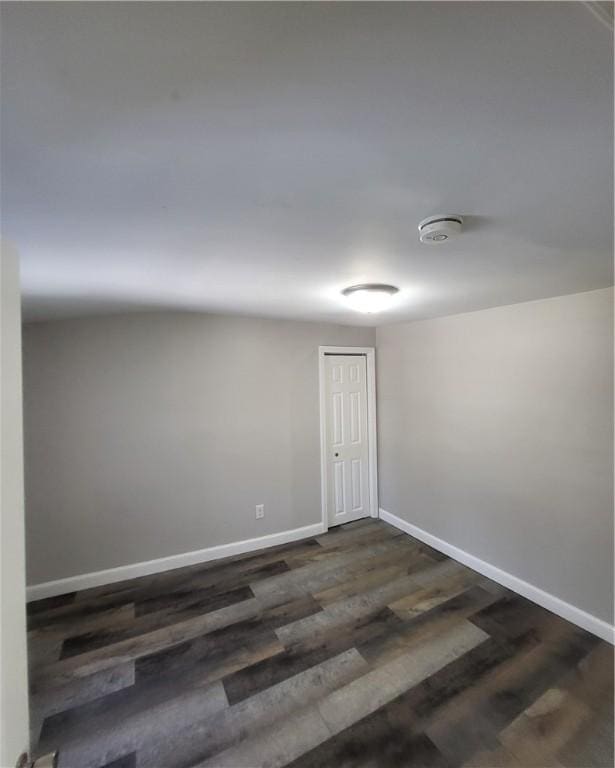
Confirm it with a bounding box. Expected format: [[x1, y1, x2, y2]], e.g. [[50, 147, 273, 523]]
[[462, 743, 524, 768], [100, 753, 137, 768], [312, 545, 438, 607], [317, 621, 488, 735], [499, 686, 591, 767], [59, 585, 255, 659], [289, 632, 537, 768], [558, 706, 615, 768], [71, 537, 323, 605], [557, 641, 614, 716], [28, 519, 613, 768], [28, 603, 136, 642], [133, 559, 288, 616], [202, 622, 487, 768], [30, 663, 135, 747], [359, 584, 500, 668], [28, 592, 77, 615], [424, 622, 599, 766], [30, 538, 320, 628], [250, 536, 416, 605], [135, 594, 321, 685], [223, 605, 404, 705], [275, 573, 424, 647], [39, 680, 228, 768], [286, 723, 448, 768], [286, 524, 402, 567], [137, 648, 368, 768], [35, 597, 262, 687], [313, 518, 385, 547], [195, 704, 333, 768], [388, 565, 484, 619], [313, 562, 410, 607]]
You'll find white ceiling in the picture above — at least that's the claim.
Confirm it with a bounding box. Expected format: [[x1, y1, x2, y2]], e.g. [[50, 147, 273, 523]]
[[1, 2, 612, 325]]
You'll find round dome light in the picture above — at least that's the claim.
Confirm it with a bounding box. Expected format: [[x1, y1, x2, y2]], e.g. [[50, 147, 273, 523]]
[[341, 283, 399, 313]]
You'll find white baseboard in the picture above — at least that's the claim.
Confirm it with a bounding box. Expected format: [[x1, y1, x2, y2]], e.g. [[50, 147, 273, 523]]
[[379, 508, 615, 645], [26, 522, 326, 602]]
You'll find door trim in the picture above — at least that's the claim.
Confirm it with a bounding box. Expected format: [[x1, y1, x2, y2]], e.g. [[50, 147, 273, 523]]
[[318, 346, 378, 531]]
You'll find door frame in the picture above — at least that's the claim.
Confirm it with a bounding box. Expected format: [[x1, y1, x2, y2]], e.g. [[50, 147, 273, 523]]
[[318, 346, 378, 531]]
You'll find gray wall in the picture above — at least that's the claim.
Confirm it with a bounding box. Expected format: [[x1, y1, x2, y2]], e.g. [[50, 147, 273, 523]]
[[23, 313, 374, 584], [376, 287, 614, 624], [1, 244, 30, 764]]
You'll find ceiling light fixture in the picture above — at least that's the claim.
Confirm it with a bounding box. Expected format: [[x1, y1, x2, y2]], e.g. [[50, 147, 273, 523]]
[[341, 283, 400, 314]]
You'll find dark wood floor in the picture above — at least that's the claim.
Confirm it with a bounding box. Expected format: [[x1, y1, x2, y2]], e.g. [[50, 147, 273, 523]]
[[28, 518, 613, 768]]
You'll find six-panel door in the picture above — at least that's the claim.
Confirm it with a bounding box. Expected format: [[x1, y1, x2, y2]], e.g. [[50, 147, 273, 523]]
[[325, 354, 370, 526]]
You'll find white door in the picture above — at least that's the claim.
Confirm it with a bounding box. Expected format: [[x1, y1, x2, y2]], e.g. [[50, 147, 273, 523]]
[[325, 354, 370, 526]]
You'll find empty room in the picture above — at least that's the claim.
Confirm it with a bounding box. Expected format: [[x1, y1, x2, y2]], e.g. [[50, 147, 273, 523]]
[[1, 2, 613, 767]]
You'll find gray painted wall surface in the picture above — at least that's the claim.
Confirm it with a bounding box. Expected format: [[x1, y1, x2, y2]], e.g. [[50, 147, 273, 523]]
[[1, 244, 30, 764], [23, 313, 374, 584], [376, 288, 614, 624]]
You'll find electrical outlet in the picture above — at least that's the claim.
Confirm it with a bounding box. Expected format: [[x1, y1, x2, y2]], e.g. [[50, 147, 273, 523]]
[[255, 504, 265, 519]]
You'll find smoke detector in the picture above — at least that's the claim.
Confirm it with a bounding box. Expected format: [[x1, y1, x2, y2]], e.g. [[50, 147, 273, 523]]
[[418, 214, 463, 244]]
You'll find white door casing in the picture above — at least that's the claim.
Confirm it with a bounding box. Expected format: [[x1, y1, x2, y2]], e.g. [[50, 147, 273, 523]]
[[324, 354, 371, 526]]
